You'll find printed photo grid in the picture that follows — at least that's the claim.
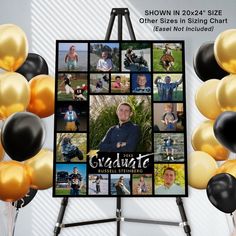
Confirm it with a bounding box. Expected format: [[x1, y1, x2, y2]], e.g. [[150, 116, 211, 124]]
[[53, 40, 187, 197]]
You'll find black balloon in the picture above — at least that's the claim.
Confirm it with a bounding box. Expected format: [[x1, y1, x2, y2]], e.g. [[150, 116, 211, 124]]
[[207, 173, 236, 213], [12, 188, 37, 209], [193, 42, 228, 81], [1, 112, 45, 161], [16, 53, 49, 81], [214, 111, 236, 153]]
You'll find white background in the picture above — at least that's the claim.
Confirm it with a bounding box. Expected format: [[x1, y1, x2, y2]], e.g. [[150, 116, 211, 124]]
[[0, 0, 235, 235]]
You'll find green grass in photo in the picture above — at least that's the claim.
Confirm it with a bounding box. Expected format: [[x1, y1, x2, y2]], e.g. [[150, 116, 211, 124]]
[[153, 48, 182, 72]]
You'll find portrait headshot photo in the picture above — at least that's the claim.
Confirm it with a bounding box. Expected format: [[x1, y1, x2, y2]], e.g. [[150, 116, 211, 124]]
[[153, 103, 185, 132], [132, 174, 152, 195], [55, 163, 87, 196], [110, 174, 131, 196], [153, 73, 183, 101], [132, 73, 152, 94], [154, 133, 185, 162], [88, 174, 109, 195], [56, 133, 87, 162], [90, 42, 120, 72], [89, 95, 152, 152], [153, 42, 183, 72], [154, 164, 185, 195], [57, 73, 88, 101], [90, 73, 110, 94], [58, 42, 88, 72], [121, 42, 151, 72]]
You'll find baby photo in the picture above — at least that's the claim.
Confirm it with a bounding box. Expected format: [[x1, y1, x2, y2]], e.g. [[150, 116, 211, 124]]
[[90, 73, 109, 94], [154, 133, 185, 162], [88, 174, 109, 195], [132, 73, 151, 94], [153, 42, 183, 72], [56, 133, 87, 162], [153, 74, 183, 101], [90, 42, 120, 72], [58, 42, 88, 72], [132, 174, 152, 195], [121, 42, 151, 72], [57, 73, 88, 101], [153, 103, 185, 132]]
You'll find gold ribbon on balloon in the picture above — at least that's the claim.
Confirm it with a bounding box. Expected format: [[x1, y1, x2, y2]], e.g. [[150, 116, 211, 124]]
[[0, 161, 31, 202], [0, 24, 28, 72], [25, 149, 53, 190], [0, 72, 30, 120], [191, 120, 229, 161], [27, 75, 55, 118]]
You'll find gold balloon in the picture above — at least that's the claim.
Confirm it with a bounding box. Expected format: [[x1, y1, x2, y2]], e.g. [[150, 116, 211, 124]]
[[214, 29, 236, 74], [0, 161, 31, 202], [215, 159, 236, 179], [216, 74, 236, 111], [0, 137, 4, 161], [0, 24, 28, 71], [25, 149, 53, 190], [27, 75, 55, 118], [188, 151, 218, 189], [0, 72, 30, 119], [195, 79, 222, 119], [192, 120, 229, 161]]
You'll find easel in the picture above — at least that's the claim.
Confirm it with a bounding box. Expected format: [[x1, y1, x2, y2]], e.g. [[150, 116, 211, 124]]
[[54, 8, 191, 236]]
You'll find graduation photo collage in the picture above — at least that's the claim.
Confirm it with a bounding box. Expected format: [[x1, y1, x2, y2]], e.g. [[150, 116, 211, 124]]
[[53, 40, 187, 197]]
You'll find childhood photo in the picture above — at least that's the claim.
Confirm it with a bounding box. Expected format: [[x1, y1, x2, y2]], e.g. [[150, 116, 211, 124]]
[[58, 42, 88, 71], [154, 133, 185, 162], [121, 42, 151, 72], [56, 133, 87, 162], [153, 42, 183, 72], [57, 73, 88, 101], [90, 42, 120, 72], [55, 164, 87, 196]]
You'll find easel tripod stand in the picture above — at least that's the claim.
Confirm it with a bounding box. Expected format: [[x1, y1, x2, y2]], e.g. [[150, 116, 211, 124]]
[[54, 8, 191, 236]]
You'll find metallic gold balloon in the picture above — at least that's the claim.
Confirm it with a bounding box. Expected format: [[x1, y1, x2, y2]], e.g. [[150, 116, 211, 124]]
[[214, 29, 236, 74], [25, 149, 53, 190], [0, 72, 30, 119], [188, 151, 218, 189], [215, 160, 236, 175], [192, 120, 229, 161], [0, 137, 4, 161], [195, 79, 222, 119], [0, 161, 31, 202], [27, 75, 55, 118], [216, 74, 236, 111], [215, 159, 236, 179], [0, 24, 28, 71]]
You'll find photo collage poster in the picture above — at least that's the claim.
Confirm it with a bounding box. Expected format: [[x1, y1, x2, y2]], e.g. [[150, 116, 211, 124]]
[[53, 40, 187, 197]]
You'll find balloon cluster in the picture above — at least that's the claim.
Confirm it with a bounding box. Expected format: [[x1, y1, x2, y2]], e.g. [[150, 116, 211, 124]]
[[190, 29, 236, 214], [0, 24, 55, 206]]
